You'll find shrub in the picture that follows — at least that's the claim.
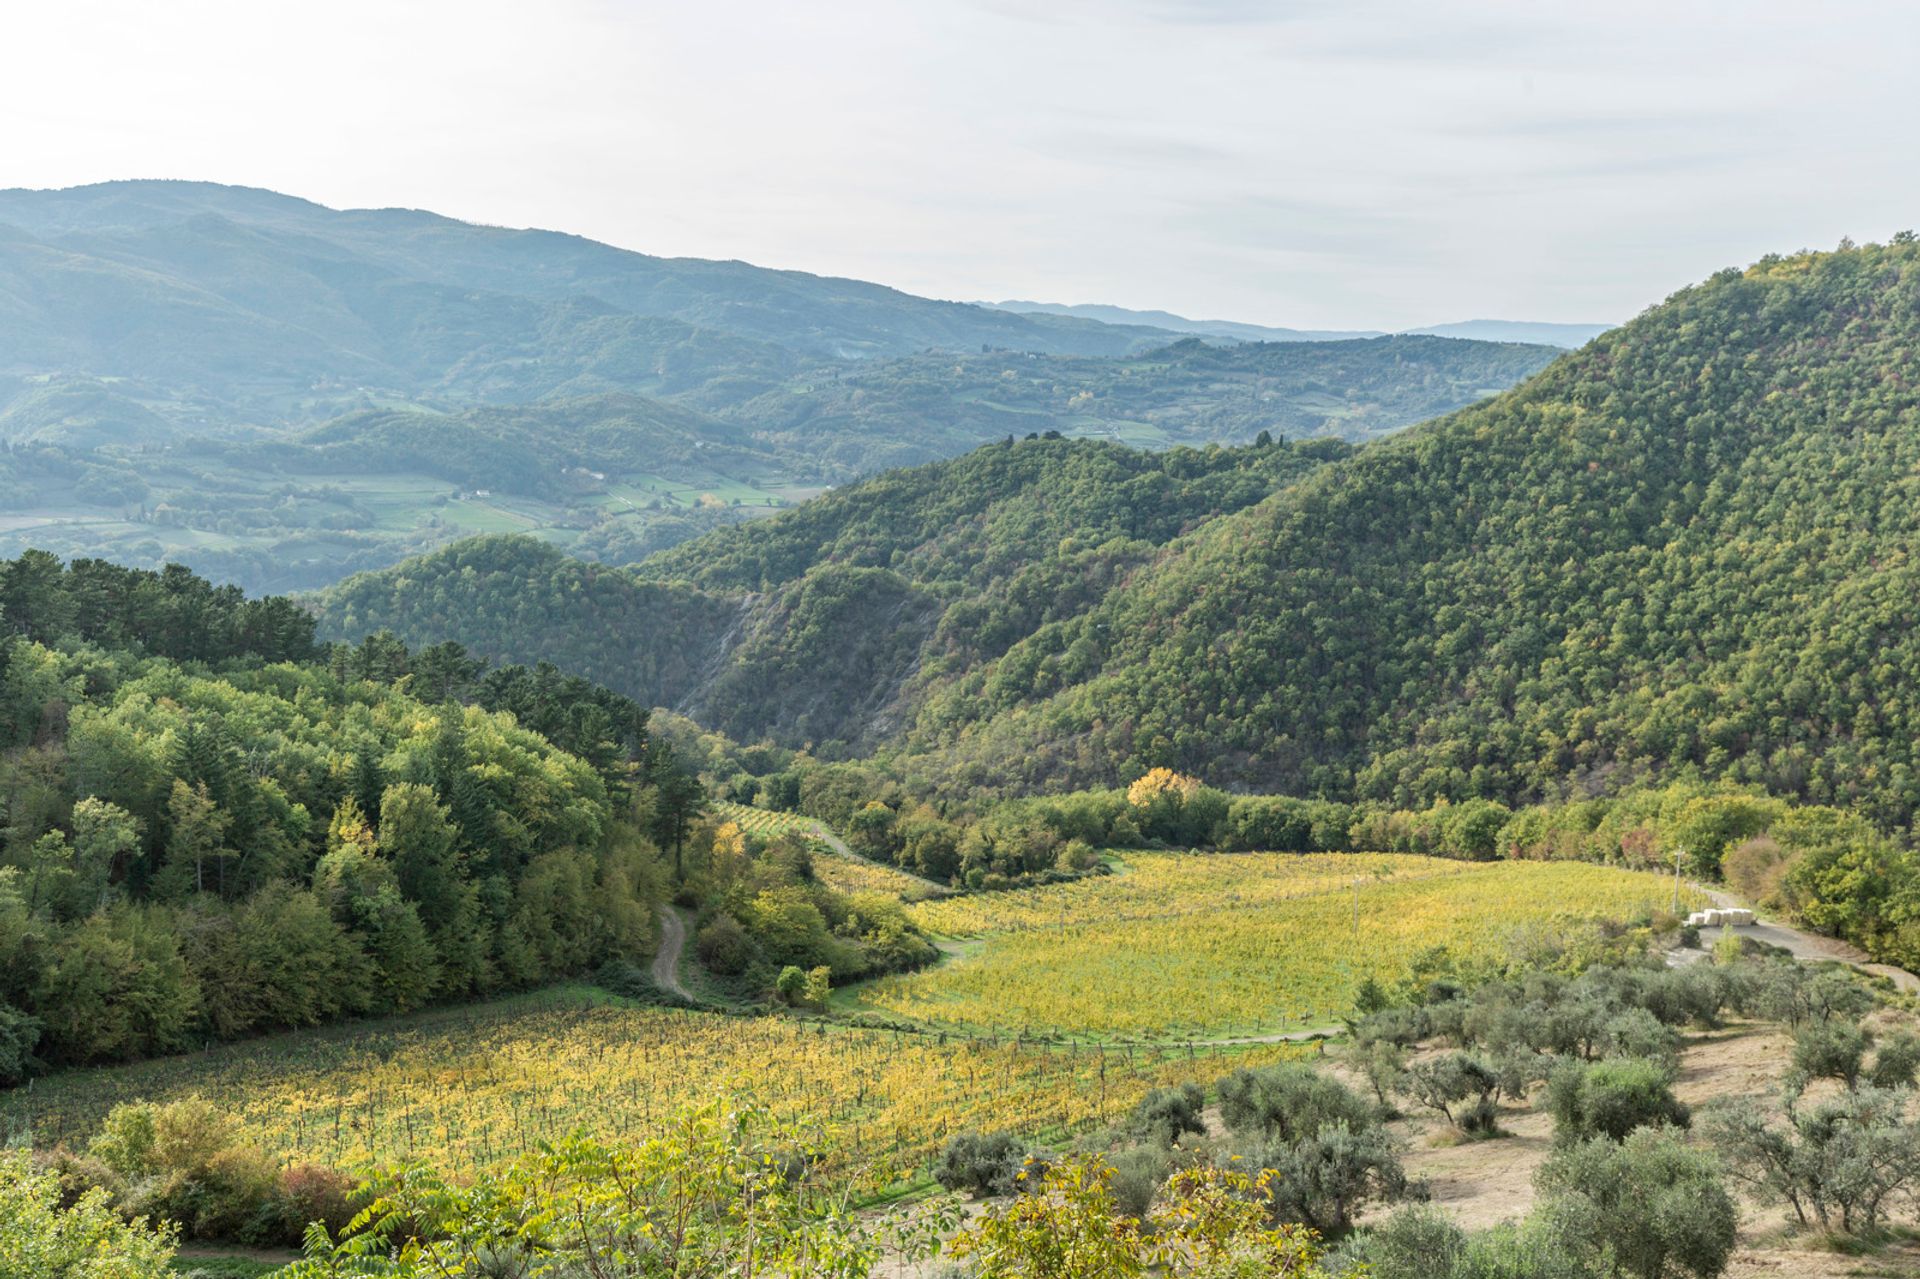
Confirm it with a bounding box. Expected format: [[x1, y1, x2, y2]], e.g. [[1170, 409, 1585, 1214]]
[[1341, 1204, 1601, 1279], [31, 1148, 120, 1210], [949, 1156, 1147, 1278], [1868, 1029, 1920, 1089], [1353, 1005, 1426, 1048], [1338, 1037, 1408, 1109], [1707, 1087, 1920, 1236], [153, 1144, 280, 1243], [1128, 1083, 1205, 1147], [1107, 1142, 1173, 1216], [1602, 1008, 1681, 1072], [0, 1001, 41, 1086], [935, 1130, 1029, 1198], [593, 959, 687, 1006], [800, 965, 833, 1010], [1216, 1064, 1375, 1145], [1637, 965, 1727, 1028], [694, 914, 755, 976], [291, 1103, 884, 1276], [1339, 1205, 1467, 1279], [1537, 1130, 1734, 1279], [1791, 1020, 1870, 1090], [0, 1151, 176, 1277], [1546, 1058, 1689, 1145], [1253, 1120, 1409, 1238], [89, 1101, 160, 1181], [1747, 964, 1872, 1028], [269, 1163, 359, 1244], [85, 1097, 295, 1243]]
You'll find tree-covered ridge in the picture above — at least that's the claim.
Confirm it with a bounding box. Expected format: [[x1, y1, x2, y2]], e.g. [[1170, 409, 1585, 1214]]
[[0, 549, 319, 664], [315, 437, 1345, 750], [906, 239, 1920, 821], [0, 639, 649, 1072], [315, 536, 748, 712], [0, 180, 1161, 426], [639, 432, 1350, 591], [719, 334, 1559, 470]]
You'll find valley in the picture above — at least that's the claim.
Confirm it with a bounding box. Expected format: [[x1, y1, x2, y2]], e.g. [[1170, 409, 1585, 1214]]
[[0, 182, 1563, 593], [7, 195, 1920, 1279]]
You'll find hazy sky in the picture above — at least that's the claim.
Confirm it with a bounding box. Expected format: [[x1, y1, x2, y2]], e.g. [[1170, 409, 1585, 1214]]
[[6, 0, 1916, 330]]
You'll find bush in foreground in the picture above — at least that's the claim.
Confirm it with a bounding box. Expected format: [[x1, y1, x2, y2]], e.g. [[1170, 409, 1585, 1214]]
[[283, 1104, 886, 1279], [0, 1151, 176, 1279]]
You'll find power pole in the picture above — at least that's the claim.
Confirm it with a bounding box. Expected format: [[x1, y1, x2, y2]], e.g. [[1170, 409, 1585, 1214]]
[[1672, 846, 1686, 915]]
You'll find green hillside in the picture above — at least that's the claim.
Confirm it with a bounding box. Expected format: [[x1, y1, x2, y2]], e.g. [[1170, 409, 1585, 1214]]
[[314, 436, 1347, 749], [906, 240, 1920, 822], [320, 239, 1920, 828]]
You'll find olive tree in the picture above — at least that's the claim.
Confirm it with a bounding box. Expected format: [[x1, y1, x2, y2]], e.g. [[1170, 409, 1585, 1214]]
[[1535, 1130, 1735, 1279], [1706, 1087, 1920, 1236]]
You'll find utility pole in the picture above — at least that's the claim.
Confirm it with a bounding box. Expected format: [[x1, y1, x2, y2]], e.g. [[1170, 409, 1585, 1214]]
[[1672, 846, 1686, 915]]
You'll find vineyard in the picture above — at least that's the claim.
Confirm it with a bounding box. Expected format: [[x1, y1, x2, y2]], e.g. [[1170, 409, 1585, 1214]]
[[0, 845, 1697, 1196], [713, 802, 818, 841], [851, 857, 1700, 1040], [713, 801, 943, 900], [0, 988, 1306, 1190], [910, 852, 1473, 936]]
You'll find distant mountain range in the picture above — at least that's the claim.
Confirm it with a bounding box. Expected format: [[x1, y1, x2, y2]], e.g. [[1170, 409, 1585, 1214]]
[[985, 300, 1613, 349], [0, 180, 1563, 590]]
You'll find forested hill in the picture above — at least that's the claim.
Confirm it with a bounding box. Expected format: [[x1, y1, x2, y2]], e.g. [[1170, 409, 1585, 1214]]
[[905, 238, 1920, 822], [0, 551, 676, 1075], [316, 238, 1920, 828], [312, 436, 1348, 749]]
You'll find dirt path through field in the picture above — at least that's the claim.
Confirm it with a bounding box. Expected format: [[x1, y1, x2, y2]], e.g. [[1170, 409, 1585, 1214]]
[[652, 905, 694, 1001]]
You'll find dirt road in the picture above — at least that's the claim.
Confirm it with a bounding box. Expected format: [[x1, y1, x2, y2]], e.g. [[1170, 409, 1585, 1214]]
[[1699, 887, 1918, 993]]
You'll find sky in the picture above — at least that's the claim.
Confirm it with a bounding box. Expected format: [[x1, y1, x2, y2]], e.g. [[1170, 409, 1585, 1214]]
[[4, 0, 1916, 331]]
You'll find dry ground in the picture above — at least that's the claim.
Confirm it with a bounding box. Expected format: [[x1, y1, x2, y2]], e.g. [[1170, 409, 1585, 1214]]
[[1369, 1021, 1920, 1277]]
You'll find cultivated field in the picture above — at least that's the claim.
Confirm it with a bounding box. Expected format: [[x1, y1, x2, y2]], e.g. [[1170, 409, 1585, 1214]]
[[714, 801, 942, 899], [0, 989, 1305, 1190], [852, 856, 1699, 1041]]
